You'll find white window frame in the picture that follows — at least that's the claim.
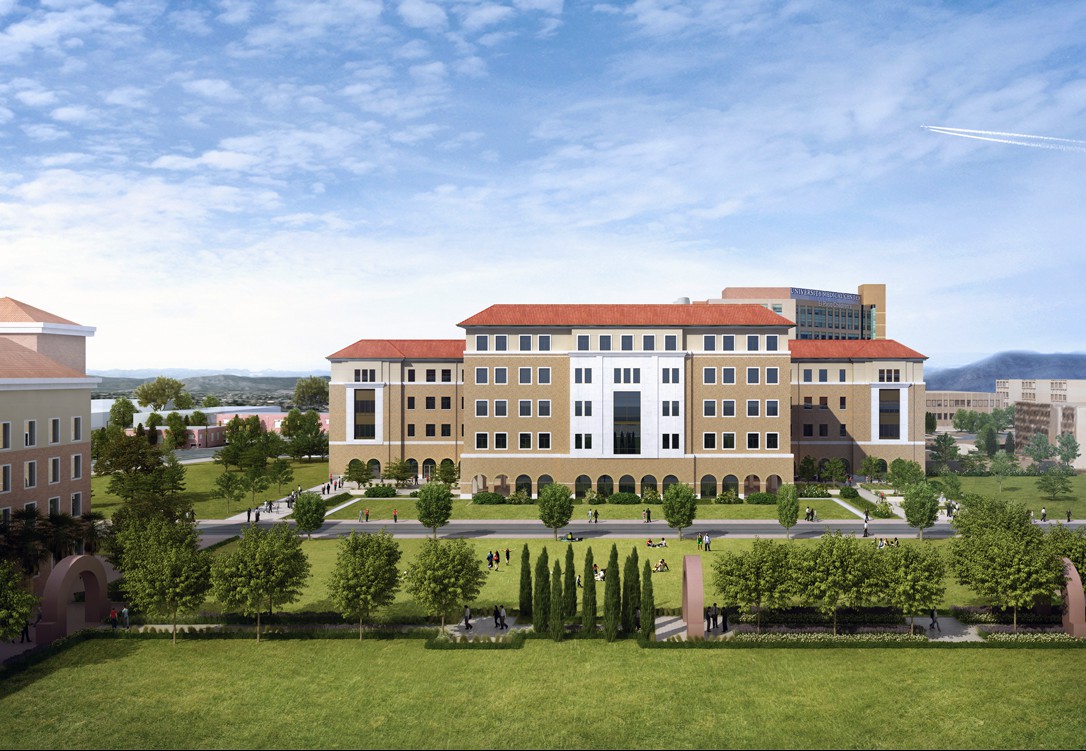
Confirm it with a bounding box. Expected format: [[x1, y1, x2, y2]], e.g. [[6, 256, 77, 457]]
[[538, 367, 551, 385], [747, 432, 760, 450], [746, 400, 760, 418], [538, 400, 551, 418], [721, 399, 735, 417], [703, 400, 716, 417], [475, 400, 489, 417], [766, 400, 779, 418], [766, 367, 779, 385], [722, 432, 736, 450], [494, 367, 508, 385], [703, 367, 716, 385], [71, 453, 82, 480], [746, 367, 760, 385], [722, 368, 735, 385], [475, 432, 489, 450], [703, 432, 716, 450], [519, 400, 532, 418], [519, 432, 532, 450], [475, 367, 488, 384], [539, 432, 551, 450], [766, 432, 779, 450], [494, 400, 508, 417]]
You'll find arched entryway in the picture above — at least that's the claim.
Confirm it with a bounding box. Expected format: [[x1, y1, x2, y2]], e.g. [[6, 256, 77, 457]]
[[537, 475, 554, 493], [766, 475, 782, 493], [36, 554, 111, 646], [619, 475, 636, 494], [515, 474, 532, 496], [406, 458, 419, 482], [368, 459, 381, 478], [723, 475, 739, 494], [597, 475, 614, 498], [700, 475, 717, 499], [662, 475, 679, 493], [743, 474, 760, 496], [472, 474, 488, 494], [494, 474, 510, 497], [640, 475, 658, 495], [422, 458, 437, 482], [575, 475, 592, 499]]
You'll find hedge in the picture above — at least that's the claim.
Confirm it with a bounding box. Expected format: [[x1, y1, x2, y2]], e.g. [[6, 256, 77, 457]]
[[744, 492, 777, 505], [472, 491, 506, 505], [796, 484, 831, 498], [839, 486, 860, 499], [606, 492, 641, 505], [363, 485, 397, 498]]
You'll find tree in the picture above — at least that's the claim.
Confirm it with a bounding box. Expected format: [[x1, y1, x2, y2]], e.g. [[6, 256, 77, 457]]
[[173, 391, 195, 410], [1037, 466, 1073, 500], [602, 544, 620, 641], [975, 424, 999, 457], [860, 455, 883, 481], [202, 395, 221, 408], [582, 546, 597, 633], [416, 481, 453, 537], [798, 532, 874, 635], [823, 457, 847, 484], [293, 375, 329, 410], [621, 549, 639, 633], [563, 544, 577, 617], [1023, 433, 1057, 466], [292, 492, 326, 539], [437, 459, 458, 485], [281, 409, 327, 462], [549, 560, 564, 641], [1056, 432, 1081, 469], [713, 539, 795, 632], [345, 459, 372, 489], [239, 466, 270, 508], [382, 458, 414, 488], [1004, 431, 1015, 455], [881, 544, 945, 634], [925, 412, 936, 434], [405, 538, 486, 632], [164, 412, 189, 450], [776, 484, 800, 540], [640, 559, 655, 641], [328, 530, 401, 639], [211, 524, 310, 641], [538, 483, 574, 540], [931, 433, 960, 473], [989, 450, 1017, 492], [951, 494, 1032, 540], [938, 471, 962, 501], [109, 397, 137, 428], [661, 482, 697, 540], [797, 455, 817, 482], [188, 410, 208, 427], [133, 376, 186, 412], [212, 471, 245, 514], [888, 459, 925, 492], [0, 560, 37, 642], [519, 544, 532, 617], [533, 548, 550, 633], [117, 517, 210, 644], [267, 458, 295, 495], [902, 480, 940, 539]]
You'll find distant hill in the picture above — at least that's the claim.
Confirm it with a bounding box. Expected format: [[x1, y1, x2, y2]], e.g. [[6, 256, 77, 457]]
[[926, 351, 1086, 392], [92, 374, 328, 403], [90, 368, 324, 378]]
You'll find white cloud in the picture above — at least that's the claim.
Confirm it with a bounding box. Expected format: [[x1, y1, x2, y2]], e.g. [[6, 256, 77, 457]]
[[181, 78, 242, 101], [151, 150, 262, 171], [398, 0, 447, 31], [50, 104, 93, 123], [15, 88, 59, 107], [458, 3, 516, 33], [22, 123, 68, 140]]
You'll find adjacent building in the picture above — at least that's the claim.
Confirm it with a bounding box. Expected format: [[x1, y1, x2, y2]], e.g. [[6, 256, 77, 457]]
[[703, 284, 886, 340], [999, 379, 1086, 470], [925, 390, 999, 430]]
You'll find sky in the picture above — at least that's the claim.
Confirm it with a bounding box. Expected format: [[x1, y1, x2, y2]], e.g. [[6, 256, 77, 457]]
[[2, 0, 1084, 374]]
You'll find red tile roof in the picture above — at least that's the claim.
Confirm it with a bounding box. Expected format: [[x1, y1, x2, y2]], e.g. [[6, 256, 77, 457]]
[[788, 339, 926, 360], [327, 339, 466, 361], [458, 304, 792, 328], [0, 297, 80, 325], [0, 339, 86, 378]]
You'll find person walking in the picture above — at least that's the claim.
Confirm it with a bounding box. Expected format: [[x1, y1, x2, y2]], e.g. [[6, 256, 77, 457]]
[[505, 548, 511, 565], [1041, 506, 1047, 522], [576, 574, 582, 588], [499, 605, 508, 630], [697, 532, 703, 551], [358, 508, 364, 523], [634, 606, 642, 632], [393, 508, 398, 523], [593, 509, 599, 524], [863, 520, 869, 538], [493, 605, 501, 628], [121, 606, 130, 631], [109, 608, 118, 630], [463, 605, 472, 632], [710, 603, 719, 630], [929, 608, 941, 632], [646, 508, 652, 523], [494, 550, 500, 572], [246, 508, 251, 523], [487, 551, 494, 570], [365, 508, 370, 522], [641, 508, 646, 523], [254, 509, 260, 522], [703, 533, 711, 552]]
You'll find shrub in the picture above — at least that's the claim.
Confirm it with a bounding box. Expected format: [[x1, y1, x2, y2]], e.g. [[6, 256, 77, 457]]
[[607, 492, 641, 505], [363, 485, 397, 498], [472, 491, 505, 505], [873, 500, 894, 518], [508, 489, 534, 505], [796, 484, 831, 498], [408, 490, 419, 497], [715, 489, 742, 505], [744, 492, 777, 505], [839, 486, 859, 499], [641, 487, 661, 504]]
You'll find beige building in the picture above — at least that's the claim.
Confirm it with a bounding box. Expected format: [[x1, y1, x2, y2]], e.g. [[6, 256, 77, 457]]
[[328, 302, 928, 497], [1000, 379, 1086, 470], [925, 391, 999, 430], [0, 298, 97, 586], [703, 284, 886, 340]]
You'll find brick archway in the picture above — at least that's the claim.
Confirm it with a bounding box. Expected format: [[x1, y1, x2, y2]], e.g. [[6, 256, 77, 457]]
[[682, 555, 705, 640], [36, 555, 111, 646], [1063, 557, 1086, 638]]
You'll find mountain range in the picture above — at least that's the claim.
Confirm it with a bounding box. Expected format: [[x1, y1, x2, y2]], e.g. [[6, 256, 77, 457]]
[[925, 351, 1086, 392], [90, 368, 323, 378]]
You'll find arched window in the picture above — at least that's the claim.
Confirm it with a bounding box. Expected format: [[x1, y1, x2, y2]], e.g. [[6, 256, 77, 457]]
[[422, 458, 437, 481], [700, 475, 717, 499], [407, 458, 419, 479], [537, 475, 554, 493], [744, 474, 760, 496], [597, 475, 614, 498], [439, 458, 456, 480], [640, 475, 658, 494], [575, 475, 592, 499], [619, 475, 636, 494], [516, 474, 532, 495], [367, 459, 381, 478], [662, 475, 679, 493], [766, 474, 782, 493], [723, 475, 739, 494]]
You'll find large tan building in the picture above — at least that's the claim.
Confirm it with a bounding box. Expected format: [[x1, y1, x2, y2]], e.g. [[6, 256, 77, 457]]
[[328, 302, 926, 497], [0, 298, 97, 569], [925, 391, 999, 430]]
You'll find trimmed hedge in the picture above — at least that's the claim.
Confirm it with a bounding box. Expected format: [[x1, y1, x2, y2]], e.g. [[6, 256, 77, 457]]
[[363, 485, 397, 498], [744, 491, 777, 505], [606, 492, 641, 505], [839, 486, 860, 499], [715, 490, 742, 505], [796, 484, 831, 498], [472, 491, 506, 505]]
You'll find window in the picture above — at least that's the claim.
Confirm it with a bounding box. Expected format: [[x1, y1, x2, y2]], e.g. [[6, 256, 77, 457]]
[[839, 369, 847, 383], [538, 367, 551, 385], [879, 369, 901, 383], [475, 400, 488, 417], [539, 433, 551, 449], [766, 367, 779, 385], [441, 396, 451, 410], [703, 367, 716, 385], [613, 368, 640, 384], [475, 367, 488, 385], [721, 400, 735, 417], [425, 424, 435, 437], [520, 335, 532, 351], [703, 432, 716, 449], [494, 400, 508, 417], [49, 457, 60, 483], [803, 369, 813, 383], [494, 433, 508, 450], [746, 400, 759, 417], [71, 454, 82, 480], [803, 424, 813, 437], [1, 423, 9, 450], [1, 464, 10, 493], [746, 367, 759, 385], [819, 424, 828, 437], [819, 397, 828, 410], [441, 369, 452, 383], [643, 335, 655, 351], [577, 335, 590, 351], [766, 400, 779, 417], [840, 424, 848, 437], [574, 367, 592, 384], [24, 420, 36, 448], [495, 368, 508, 384], [665, 335, 677, 351], [722, 335, 735, 351], [747, 432, 760, 450], [722, 368, 735, 385], [575, 400, 592, 417], [425, 396, 436, 410], [441, 424, 451, 437], [48, 497, 59, 515], [354, 369, 360, 382], [24, 461, 36, 488], [818, 369, 828, 383], [519, 400, 532, 417], [747, 335, 759, 352], [703, 335, 716, 351], [766, 433, 779, 449], [772, 304, 783, 313], [355, 369, 376, 383], [803, 397, 813, 410], [662, 401, 679, 417], [703, 400, 716, 417], [662, 433, 680, 449], [539, 335, 551, 351], [71, 492, 82, 516], [495, 335, 507, 351], [600, 335, 612, 351], [519, 367, 532, 385], [407, 396, 416, 410], [538, 400, 552, 417], [49, 418, 60, 444], [574, 433, 593, 450], [840, 396, 847, 410], [407, 369, 416, 382], [476, 433, 488, 449], [766, 335, 779, 351], [519, 433, 532, 450], [722, 433, 736, 449], [425, 369, 436, 383], [621, 335, 633, 351], [476, 335, 489, 351]]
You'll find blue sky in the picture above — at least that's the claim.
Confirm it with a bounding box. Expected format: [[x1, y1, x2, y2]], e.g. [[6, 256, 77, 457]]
[[2, 0, 1084, 372]]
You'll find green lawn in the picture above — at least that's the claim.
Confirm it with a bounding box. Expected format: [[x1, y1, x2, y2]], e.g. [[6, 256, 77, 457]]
[[91, 460, 330, 519], [199, 536, 984, 621], [325, 495, 853, 521], [2, 639, 1083, 749], [951, 474, 1086, 520]]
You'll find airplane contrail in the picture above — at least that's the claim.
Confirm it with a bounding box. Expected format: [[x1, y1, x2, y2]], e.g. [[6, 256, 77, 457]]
[[922, 125, 1086, 153]]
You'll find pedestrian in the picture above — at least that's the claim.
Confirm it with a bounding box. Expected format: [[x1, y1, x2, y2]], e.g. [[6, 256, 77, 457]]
[[646, 508, 652, 523], [635, 606, 641, 632], [121, 606, 129, 630], [487, 551, 494, 569], [246, 507, 251, 523], [365, 508, 370, 523], [641, 508, 647, 523], [393, 508, 397, 523], [494, 550, 500, 572], [1041, 506, 1047, 523], [493, 605, 501, 628], [358, 508, 364, 523], [505, 548, 511, 564], [703, 533, 712, 552], [499, 605, 508, 630], [109, 607, 118, 630], [19, 619, 30, 643], [254, 509, 260, 522], [588, 508, 593, 524], [930, 608, 941, 632], [576, 574, 582, 588], [864, 509, 870, 522], [804, 505, 811, 522], [463, 605, 472, 631], [1068, 510, 1073, 523], [704, 606, 712, 631], [593, 509, 599, 524], [697, 532, 703, 550], [1031, 510, 1035, 522], [863, 520, 869, 538], [711, 602, 719, 630], [721, 607, 729, 633]]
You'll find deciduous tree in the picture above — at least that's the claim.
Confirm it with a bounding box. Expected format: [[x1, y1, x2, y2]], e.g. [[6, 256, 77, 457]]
[[212, 471, 245, 514], [931, 433, 960, 472], [538, 482, 574, 540], [798, 532, 875, 635], [345, 459, 372, 489], [1037, 466, 1073, 500], [133, 377, 186, 412], [776, 484, 799, 540], [328, 530, 401, 639], [0, 560, 37, 642], [405, 538, 485, 632], [661, 482, 697, 540], [109, 397, 137, 428], [293, 376, 329, 410], [903, 479, 940, 539], [881, 544, 945, 634], [1056, 432, 1081, 469], [415, 481, 453, 537], [1023, 433, 1057, 466], [989, 450, 1017, 493], [292, 492, 326, 539], [713, 539, 795, 632], [267, 458, 294, 495]]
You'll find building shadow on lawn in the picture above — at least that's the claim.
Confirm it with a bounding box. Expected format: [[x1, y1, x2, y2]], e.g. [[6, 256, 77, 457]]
[[0, 633, 140, 698]]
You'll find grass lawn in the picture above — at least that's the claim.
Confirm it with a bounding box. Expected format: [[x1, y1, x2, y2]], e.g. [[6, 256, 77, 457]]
[[91, 460, 330, 519], [199, 536, 984, 621], [2, 639, 1083, 749], [325, 496, 853, 521], [950, 474, 1086, 520]]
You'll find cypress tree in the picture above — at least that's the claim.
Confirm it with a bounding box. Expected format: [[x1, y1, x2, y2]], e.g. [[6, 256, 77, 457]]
[[533, 547, 550, 633], [519, 544, 532, 617], [641, 559, 656, 641], [603, 544, 621, 641], [621, 551, 637, 632], [549, 560, 564, 641], [582, 546, 597, 634], [563, 544, 577, 617], [630, 547, 640, 614]]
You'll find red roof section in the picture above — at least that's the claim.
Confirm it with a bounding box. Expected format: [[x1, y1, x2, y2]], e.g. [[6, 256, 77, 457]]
[[789, 339, 926, 360], [0, 297, 80, 325], [327, 339, 466, 361], [0, 339, 86, 378], [458, 304, 792, 328]]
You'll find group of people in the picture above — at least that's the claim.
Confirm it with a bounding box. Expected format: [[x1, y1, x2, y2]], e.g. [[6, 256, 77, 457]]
[[586, 508, 600, 524], [803, 506, 819, 522], [640, 508, 653, 523], [485, 549, 512, 569], [696, 532, 713, 551], [592, 563, 606, 581], [875, 537, 900, 549], [652, 559, 670, 572], [704, 603, 727, 632], [107, 606, 130, 630], [460, 604, 510, 631], [645, 537, 668, 548]]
